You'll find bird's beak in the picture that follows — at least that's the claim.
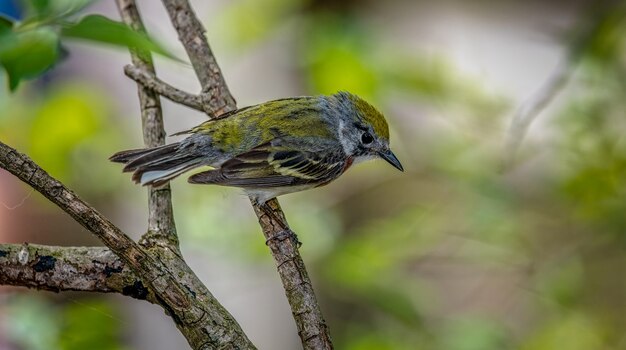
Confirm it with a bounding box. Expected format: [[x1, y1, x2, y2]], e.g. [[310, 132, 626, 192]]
[[378, 149, 404, 172]]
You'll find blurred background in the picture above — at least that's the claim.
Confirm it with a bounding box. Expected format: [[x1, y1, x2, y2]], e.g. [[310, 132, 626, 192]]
[[1, 0, 626, 349]]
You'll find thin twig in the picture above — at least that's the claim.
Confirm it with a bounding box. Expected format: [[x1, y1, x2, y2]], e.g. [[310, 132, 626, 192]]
[[124, 64, 206, 113], [504, 60, 572, 166], [159, 0, 334, 348], [504, 2, 618, 167], [116, 0, 178, 249], [160, 0, 236, 117], [0, 243, 156, 302]]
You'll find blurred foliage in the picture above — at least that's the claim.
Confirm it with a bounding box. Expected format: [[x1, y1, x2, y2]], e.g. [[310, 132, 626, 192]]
[[301, 12, 507, 121], [4, 295, 59, 350], [0, 0, 174, 91], [57, 299, 129, 350], [519, 313, 607, 350], [60, 14, 179, 61], [0, 81, 125, 196], [213, 0, 306, 48], [2, 0, 626, 349], [177, 193, 340, 262], [439, 317, 509, 350], [20, 0, 94, 23], [212, 1, 626, 349], [301, 14, 379, 99], [3, 295, 126, 350]]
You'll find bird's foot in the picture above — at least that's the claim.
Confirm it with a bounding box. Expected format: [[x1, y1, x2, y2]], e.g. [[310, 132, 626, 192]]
[[266, 229, 302, 248]]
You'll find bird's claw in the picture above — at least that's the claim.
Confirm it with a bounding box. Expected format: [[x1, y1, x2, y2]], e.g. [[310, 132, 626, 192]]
[[265, 229, 302, 248]]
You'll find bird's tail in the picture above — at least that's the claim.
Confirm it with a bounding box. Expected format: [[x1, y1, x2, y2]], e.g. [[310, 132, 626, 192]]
[[110, 143, 202, 186]]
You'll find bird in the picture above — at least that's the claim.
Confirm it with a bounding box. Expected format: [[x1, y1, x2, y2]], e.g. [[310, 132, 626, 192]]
[[110, 91, 403, 204]]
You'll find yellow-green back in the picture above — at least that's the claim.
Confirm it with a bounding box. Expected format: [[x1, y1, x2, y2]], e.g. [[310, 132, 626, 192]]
[[188, 96, 334, 153]]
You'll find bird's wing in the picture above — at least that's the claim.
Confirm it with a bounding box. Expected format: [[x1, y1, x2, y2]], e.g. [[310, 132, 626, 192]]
[[170, 106, 255, 136], [188, 140, 347, 188]]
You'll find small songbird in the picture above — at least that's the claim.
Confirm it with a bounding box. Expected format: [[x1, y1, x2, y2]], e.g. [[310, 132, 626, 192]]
[[110, 91, 403, 203]]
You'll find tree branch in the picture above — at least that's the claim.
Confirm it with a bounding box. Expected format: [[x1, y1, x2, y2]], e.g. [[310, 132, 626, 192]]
[[124, 64, 205, 113], [159, 1, 334, 348], [0, 141, 255, 349], [116, 1, 256, 349], [0, 243, 156, 302], [504, 2, 616, 166], [116, 0, 178, 249], [160, 0, 236, 116], [504, 56, 573, 167], [253, 201, 334, 349]]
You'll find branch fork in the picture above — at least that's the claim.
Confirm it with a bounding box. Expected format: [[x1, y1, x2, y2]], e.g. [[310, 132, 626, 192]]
[[0, 0, 333, 349]]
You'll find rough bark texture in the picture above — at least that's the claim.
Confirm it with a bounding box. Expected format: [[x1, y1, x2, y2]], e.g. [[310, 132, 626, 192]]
[[0, 244, 154, 302], [159, 0, 334, 348], [0, 141, 255, 350], [124, 64, 205, 112], [254, 201, 334, 349], [0, 0, 333, 348], [116, 0, 178, 249], [161, 0, 236, 117], [116, 1, 256, 349]]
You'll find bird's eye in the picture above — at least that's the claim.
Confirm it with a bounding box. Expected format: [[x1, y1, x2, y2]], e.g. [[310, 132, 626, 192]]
[[361, 132, 374, 145]]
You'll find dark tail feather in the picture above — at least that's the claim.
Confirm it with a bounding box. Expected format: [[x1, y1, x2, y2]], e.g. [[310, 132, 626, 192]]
[[122, 143, 181, 172], [109, 148, 153, 164], [110, 143, 202, 186]]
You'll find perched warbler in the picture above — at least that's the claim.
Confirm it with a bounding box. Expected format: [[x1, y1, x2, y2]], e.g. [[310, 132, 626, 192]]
[[110, 91, 403, 203]]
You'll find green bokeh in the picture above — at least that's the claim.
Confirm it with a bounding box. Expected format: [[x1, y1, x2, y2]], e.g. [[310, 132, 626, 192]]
[[3, 1, 626, 349]]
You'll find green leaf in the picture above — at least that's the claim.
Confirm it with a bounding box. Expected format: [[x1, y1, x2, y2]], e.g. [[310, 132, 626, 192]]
[[22, 0, 95, 24], [61, 15, 177, 60], [29, 0, 51, 15], [0, 15, 14, 33], [0, 28, 60, 91], [49, 0, 95, 17]]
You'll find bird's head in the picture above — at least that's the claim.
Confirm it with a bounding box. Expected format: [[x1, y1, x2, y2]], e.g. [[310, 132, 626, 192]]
[[331, 92, 403, 172]]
